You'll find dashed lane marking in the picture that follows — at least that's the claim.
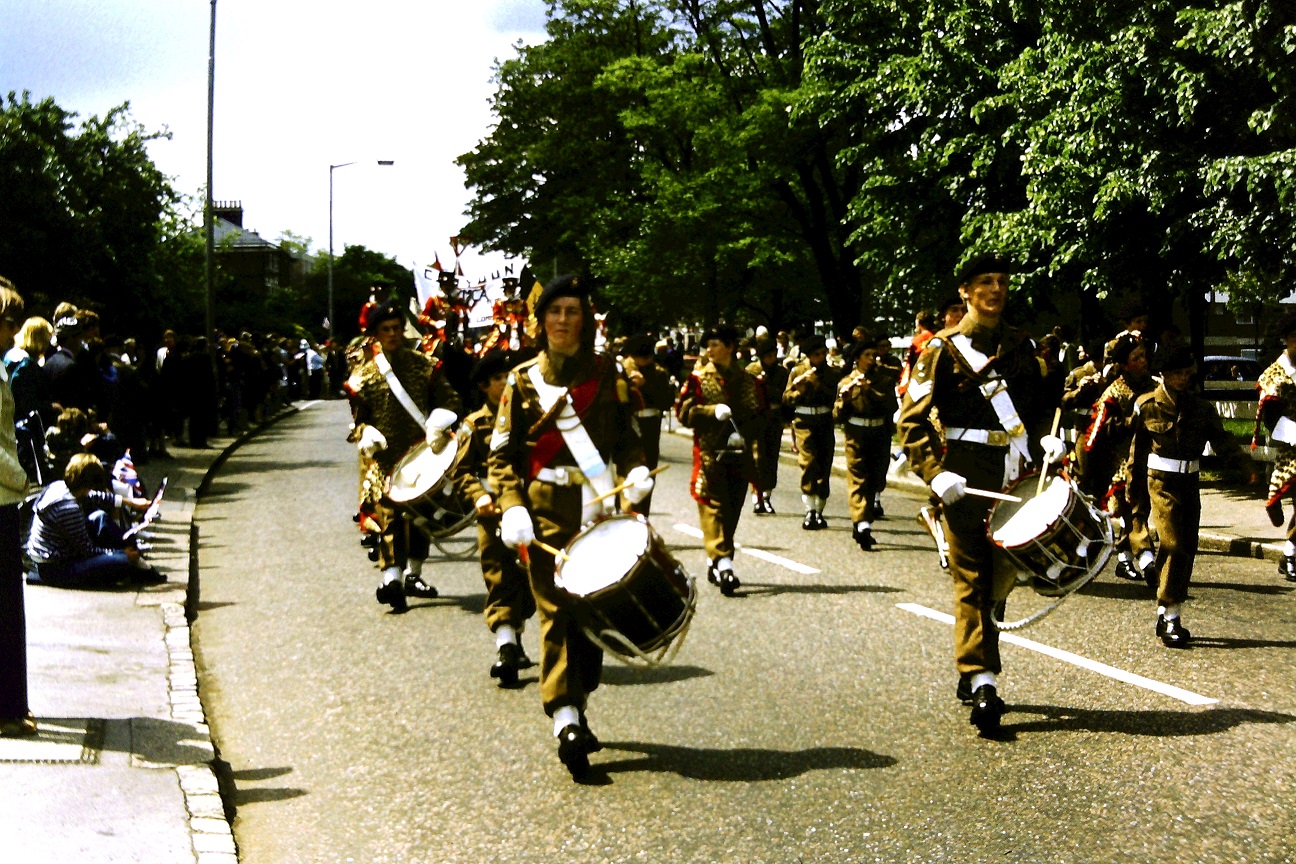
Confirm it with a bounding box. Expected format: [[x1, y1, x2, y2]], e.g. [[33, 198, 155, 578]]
[[896, 602, 1219, 707], [299, 399, 322, 410], [672, 524, 821, 575]]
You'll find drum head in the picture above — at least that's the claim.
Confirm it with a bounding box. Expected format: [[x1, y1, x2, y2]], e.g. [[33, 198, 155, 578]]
[[387, 438, 457, 503], [989, 475, 1073, 548], [557, 515, 650, 597]]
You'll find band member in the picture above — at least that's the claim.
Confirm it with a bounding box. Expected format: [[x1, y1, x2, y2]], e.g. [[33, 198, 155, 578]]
[[1082, 333, 1156, 582], [623, 336, 675, 516], [488, 274, 652, 778], [345, 299, 462, 612], [835, 339, 897, 550], [1257, 310, 1296, 581], [1127, 342, 1260, 647], [870, 333, 902, 518], [746, 336, 790, 514], [784, 335, 843, 530], [482, 275, 533, 356], [451, 351, 536, 685], [677, 323, 761, 595], [1060, 300, 1150, 470], [898, 253, 1059, 737]]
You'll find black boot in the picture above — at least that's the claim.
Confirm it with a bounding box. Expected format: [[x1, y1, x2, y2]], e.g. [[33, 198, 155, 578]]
[[1280, 555, 1296, 583], [404, 574, 438, 599], [557, 724, 596, 778], [718, 567, 740, 597], [490, 642, 524, 686], [969, 685, 1005, 736], [375, 579, 408, 613], [853, 524, 876, 550], [1156, 614, 1191, 648]]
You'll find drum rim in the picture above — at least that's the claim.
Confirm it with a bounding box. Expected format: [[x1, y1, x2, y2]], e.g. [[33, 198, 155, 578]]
[[386, 437, 457, 503]]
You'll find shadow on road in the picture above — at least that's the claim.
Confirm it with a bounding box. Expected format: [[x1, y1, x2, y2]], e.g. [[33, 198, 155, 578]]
[[737, 581, 904, 598], [213, 458, 340, 477], [601, 664, 713, 686], [1191, 581, 1294, 596], [592, 741, 897, 782], [1186, 635, 1296, 650], [1004, 704, 1296, 738]]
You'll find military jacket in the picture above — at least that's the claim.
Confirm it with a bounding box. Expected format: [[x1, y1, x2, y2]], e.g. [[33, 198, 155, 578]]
[[450, 402, 497, 508], [345, 345, 463, 474], [677, 359, 762, 454], [487, 350, 643, 514], [746, 359, 791, 419], [783, 359, 843, 420], [897, 316, 1051, 485], [834, 366, 898, 429], [1085, 373, 1156, 488], [1127, 384, 1250, 499], [629, 358, 676, 413]]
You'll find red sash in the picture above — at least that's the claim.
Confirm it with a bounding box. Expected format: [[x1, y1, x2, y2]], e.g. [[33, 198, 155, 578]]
[[527, 370, 603, 480]]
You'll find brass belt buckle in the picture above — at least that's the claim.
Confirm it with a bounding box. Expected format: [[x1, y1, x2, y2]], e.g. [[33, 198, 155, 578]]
[[986, 430, 1009, 447]]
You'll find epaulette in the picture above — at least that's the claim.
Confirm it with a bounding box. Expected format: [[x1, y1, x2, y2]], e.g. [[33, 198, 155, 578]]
[[927, 337, 944, 350]]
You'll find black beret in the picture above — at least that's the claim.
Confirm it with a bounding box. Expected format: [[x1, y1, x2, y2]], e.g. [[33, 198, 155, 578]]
[[956, 252, 1013, 285], [754, 336, 777, 356], [701, 323, 739, 346], [364, 298, 405, 336], [799, 334, 827, 355], [1152, 341, 1195, 373], [940, 296, 966, 314], [842, 340, 870, 368], [1116, 296, 1150, 322], [471, 350, 512, 385], [1106, 333, 1143, 367], [534, 274, 589, 319], [1274, 308, 1296, 341]]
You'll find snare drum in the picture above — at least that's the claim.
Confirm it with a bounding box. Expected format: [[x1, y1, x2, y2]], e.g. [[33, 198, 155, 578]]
[[986, 472, 1114, 597], [385, 436, 463, 532], [554, 514, 696, 665]]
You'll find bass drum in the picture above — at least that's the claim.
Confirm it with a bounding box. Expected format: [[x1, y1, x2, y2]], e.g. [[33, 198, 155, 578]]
[[554, 513, 696, 666], [987, 472, 1114, 598]]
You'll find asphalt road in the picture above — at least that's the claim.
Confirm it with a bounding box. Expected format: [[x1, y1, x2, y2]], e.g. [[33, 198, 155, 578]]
[[193, 400, 1296, 864]]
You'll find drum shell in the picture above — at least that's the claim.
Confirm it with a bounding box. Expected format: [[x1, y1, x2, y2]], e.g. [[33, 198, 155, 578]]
[[557, 516, 693, 656], [986, 472, 1113, 592], [385, 438, 460, 525]]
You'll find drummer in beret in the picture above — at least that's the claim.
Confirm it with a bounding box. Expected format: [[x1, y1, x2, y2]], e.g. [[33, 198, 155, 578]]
[[746, 335, 791, 514], [783, 332, 843, 530], [1128, 340, 1259, 648]]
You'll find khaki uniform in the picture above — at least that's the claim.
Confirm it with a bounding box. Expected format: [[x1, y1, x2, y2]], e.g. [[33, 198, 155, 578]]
[[746, 358, 791, 498], [1085, 374, 1156, 562], [1258, 355, 1296, 542], [1128, 384, 1252, 605], [451, 403, 535, 633], [898, 316, 1052, 677], [487, 350, 643, 716], [625, 357, 676, 515], [677, 359, 761, 561], [783, 359, 843, 500], [345, 346, 462, 571], [835, 366, 897, 524]]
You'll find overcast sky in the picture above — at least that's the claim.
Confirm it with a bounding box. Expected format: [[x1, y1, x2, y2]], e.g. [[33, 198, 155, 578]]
[[0, 0, 548, 276]]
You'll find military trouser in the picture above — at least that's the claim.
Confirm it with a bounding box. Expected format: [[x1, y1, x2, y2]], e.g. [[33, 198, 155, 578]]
[[940, 442, 1019, 676], [1269, 444, 1296, 542], [1110, 491, 1154, 562], [1147, 470, 1201, 606], [844, 427, 891, 524], [524, 480, 602, 717], [792, 419, 834, 499], [635, 416, 663, 516], [374, 498, 430, 572], [753, 418, 784, 495], [478, 514, 536, 632], [697, 465, 748, 561]]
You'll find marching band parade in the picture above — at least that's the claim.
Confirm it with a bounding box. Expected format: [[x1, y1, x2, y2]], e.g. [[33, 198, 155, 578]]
[[210, 246, 1279, 779]]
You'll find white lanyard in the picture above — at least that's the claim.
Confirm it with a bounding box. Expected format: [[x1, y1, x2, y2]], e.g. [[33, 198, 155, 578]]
[[949, 334, 1032, 482], [373, 349, 426, 428]]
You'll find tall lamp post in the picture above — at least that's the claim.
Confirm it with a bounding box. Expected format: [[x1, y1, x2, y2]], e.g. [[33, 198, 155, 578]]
[[328, 159, 394, 343], [204, 0, 217, 343]]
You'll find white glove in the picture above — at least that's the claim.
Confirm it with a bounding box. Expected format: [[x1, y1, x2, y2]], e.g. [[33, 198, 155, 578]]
[[1040, 434, 1067, 465], [931, 471, 968, 506], [712, 403, 732, 422], [726, 431, 745, 449], [499, 506, 535, 549], [622, 465, 654, 506], [358, 426, 387, 458], [425, 408, 458, 452]]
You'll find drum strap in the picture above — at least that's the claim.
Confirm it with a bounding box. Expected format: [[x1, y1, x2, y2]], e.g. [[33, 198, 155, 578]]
[[949, 334, 1032, 483], [527, 364, 616, 516], [373, 348, 427, 429]]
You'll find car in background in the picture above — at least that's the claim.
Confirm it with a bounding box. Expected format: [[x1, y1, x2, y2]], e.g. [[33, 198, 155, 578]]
[[1201, 355, 1262, 383]]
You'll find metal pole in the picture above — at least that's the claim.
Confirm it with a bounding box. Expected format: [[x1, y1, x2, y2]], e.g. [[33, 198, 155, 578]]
[[327, 164, 335, 344], [204, 0, 217, 343]]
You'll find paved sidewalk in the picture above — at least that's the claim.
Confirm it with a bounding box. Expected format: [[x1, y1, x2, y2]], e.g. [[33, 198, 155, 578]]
[[0, 403, 303, 864]]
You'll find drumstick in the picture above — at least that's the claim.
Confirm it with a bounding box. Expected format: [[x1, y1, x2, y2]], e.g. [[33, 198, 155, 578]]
[[1038, 406, 1063, 496], [965, 487, 1023, 503], [529, 539, 571, 562], [587, 464, 671, 505]]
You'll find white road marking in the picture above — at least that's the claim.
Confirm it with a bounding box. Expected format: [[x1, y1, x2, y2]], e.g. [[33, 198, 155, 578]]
[[896, 602, 1219, 707], [299, 400, 322, 410], [672, 524, 821, 575]]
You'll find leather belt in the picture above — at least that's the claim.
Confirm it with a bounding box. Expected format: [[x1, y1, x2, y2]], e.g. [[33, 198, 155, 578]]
[[534, 466, 587, 486], [635, 408, 662, 418], [847, 417, 886, 427], [1147, 453, 1199, 474], [944, 427, 1010, 447], [795, 406, 830, 416]]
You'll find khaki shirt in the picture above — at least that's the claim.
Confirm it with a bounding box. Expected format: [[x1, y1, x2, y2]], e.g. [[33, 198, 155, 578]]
[[834, 366, 898, 427], [451, 402, 497, 508], [1128, 384, 1248, 478], [487, 350, 644, 514], [783, 359, 843, 419]]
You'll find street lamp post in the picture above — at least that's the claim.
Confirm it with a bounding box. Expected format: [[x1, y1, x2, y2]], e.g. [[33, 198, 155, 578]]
[[204, 0, 217, 344], [327, 159, 394, 343]]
